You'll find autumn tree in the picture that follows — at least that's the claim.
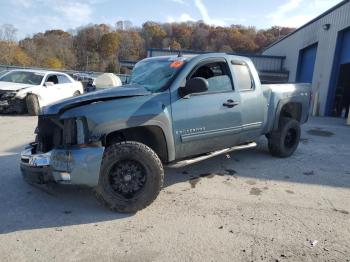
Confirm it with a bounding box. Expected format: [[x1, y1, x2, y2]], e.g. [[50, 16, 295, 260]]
[[99, 32, 120, 58], [171, 23, 193, 50], [0, 24, 18, 65], [13, 47, 32, 66], [46, 57, 63, 69], [141, 22, 166, 49], [0, 22, 295, 71], [118, 31, 145, 61], [73, 24, 111, 70]]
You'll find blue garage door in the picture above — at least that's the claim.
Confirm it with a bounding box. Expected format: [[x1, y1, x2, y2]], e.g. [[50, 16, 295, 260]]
[[326, 28, 350, 116], [339, 29, 350, 65], [296, 43, 318, 83]]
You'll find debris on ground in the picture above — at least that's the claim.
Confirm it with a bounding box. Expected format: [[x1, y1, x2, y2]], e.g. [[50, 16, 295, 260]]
[[310, 240, 318, 248]]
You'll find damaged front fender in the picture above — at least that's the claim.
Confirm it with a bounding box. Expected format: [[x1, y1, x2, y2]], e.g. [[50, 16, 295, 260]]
[[21, 145, 105, 187]]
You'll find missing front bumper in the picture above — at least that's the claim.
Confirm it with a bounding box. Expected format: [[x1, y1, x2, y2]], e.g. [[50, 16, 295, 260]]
[[0, 99, 26, 113]]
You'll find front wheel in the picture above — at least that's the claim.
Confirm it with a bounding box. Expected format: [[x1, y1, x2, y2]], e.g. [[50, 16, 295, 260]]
[[26, 94, 40, 116], [95, 141, 164, 213], [267, 117, 301, 158]]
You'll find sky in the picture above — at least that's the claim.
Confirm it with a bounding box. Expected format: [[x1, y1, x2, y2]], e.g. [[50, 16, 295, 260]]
[[0, 0, 344, 39]]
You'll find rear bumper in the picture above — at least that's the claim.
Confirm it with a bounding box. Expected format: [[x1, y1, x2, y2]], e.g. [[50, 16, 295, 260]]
[[20, 144, 105, 187]]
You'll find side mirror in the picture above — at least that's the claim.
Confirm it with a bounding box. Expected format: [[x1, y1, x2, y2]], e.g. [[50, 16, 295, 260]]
[[178, 77, 208, 98], [44, 82, 54, 87]]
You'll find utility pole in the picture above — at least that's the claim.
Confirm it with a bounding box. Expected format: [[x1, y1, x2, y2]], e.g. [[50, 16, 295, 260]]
[[86, 55, 89, 71]]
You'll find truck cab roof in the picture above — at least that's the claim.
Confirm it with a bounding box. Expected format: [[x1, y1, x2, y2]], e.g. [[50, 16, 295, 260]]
[[140, 53, 253, 65]]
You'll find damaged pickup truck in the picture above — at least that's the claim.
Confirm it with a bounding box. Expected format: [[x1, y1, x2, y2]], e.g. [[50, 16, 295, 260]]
[[20, 53, 311, 212]]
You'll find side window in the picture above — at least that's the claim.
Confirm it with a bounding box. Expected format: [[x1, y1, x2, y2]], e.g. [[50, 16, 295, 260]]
[[58, 75, 72, 84], [46, 75, 59, 85], [231, 64, 254, 91], [190, 62, 233, 93]]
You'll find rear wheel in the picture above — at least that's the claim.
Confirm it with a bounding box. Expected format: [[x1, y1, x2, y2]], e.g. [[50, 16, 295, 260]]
[[95, 141, 164, 213], [73, 91, 81, 96], [268, 117, 301, 158], [26, 94, 40, 116]]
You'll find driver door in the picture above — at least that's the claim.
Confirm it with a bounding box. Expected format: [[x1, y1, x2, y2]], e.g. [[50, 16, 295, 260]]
[[41, 74, 62, 105], [171, 58, 243, 159]]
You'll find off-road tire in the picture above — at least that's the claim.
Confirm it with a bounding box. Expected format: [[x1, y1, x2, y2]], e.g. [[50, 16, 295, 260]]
[[73, 91, 81, 96], [26, 94, 40, 116], [268, 117, 301, 158], [95, 141, 164, 213]]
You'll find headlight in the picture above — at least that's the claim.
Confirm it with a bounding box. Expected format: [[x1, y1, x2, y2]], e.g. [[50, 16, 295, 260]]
[[63, 117, 87, 146], [2, 92, 17, 99]]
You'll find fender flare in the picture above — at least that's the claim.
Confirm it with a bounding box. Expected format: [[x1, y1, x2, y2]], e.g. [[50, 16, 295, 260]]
[[273, 97, 304, 130], [94, 119, 176, 162]]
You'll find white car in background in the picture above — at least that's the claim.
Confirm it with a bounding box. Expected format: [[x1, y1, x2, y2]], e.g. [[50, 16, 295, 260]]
[[0, 69, 84, 115]]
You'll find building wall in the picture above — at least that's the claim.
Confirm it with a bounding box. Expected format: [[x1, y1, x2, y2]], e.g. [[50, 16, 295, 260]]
[[263, 1, 350, 115]]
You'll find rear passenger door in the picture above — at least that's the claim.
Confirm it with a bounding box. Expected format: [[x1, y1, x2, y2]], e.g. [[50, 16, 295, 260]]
[[171, 58, 243, 159], [57, 74, 75, 99], [230, 60, 265, 142]]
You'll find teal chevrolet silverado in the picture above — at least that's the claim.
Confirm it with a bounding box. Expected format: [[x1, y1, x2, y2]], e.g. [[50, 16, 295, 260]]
[[20, 53, 311, 212]]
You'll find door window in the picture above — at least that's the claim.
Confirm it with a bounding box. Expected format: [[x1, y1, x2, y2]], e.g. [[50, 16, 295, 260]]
[[190, 62, 233, 93], [232, 64, 254, 91], [46, 75, 59, 85], [58, 75, 72, 84]]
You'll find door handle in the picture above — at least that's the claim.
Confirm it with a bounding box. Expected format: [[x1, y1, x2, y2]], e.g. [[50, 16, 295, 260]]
[[223, 99, 240, 108]]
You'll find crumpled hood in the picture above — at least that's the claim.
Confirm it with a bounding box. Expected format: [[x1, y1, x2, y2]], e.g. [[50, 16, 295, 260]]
[[42, 84, 151, 115], [0, 81, 35, 91]]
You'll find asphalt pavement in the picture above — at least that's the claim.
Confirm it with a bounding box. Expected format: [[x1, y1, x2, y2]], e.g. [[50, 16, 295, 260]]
[[0, 116, 349, 262]]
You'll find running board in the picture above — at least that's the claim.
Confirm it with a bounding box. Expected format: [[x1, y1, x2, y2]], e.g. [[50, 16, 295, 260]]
[[167, 142, 257, 168]]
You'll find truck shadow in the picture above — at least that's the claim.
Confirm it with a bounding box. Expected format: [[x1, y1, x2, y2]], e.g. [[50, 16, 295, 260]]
[[0, 145, 132, 235], [164, 133, 350, 190]]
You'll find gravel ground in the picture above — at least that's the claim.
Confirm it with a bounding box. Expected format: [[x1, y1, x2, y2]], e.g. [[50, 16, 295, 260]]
[[0, 116, 349, 262]]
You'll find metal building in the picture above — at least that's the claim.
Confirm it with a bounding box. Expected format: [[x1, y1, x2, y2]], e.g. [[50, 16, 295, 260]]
[[147, 48, 289, 84], [263, 0, 350, 117]]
